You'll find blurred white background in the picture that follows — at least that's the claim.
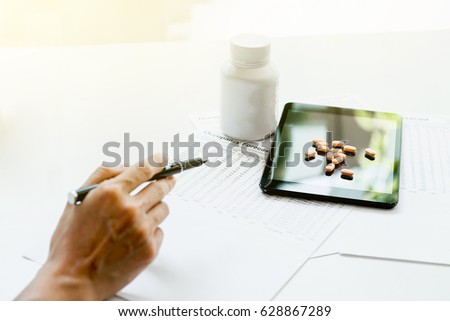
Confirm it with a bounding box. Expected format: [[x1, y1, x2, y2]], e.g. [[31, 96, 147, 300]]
[[0, 0, 449, 46], [192, 0, 450, 39]]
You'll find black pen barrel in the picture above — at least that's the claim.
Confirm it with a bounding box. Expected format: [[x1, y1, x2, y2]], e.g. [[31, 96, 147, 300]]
[[68, 158, 206, 205], [151, 166, 182, 180], [183, 157, 205, 169]]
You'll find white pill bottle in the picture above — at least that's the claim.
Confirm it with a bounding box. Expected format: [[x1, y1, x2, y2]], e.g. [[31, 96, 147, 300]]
[[220, 34, 278, 141]]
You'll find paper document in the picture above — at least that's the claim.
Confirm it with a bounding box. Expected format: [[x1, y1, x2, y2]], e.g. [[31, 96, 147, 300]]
[[173, 129, 348, 241], [400, 115, 450, 194], [340, 115, 450, 265], [275, 252, 450, 300]]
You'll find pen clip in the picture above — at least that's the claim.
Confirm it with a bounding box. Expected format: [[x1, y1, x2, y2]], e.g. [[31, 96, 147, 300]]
[[174, 161, 183, 172]]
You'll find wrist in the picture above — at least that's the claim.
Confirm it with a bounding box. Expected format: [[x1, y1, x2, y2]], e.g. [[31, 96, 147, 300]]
[[16, 260, 98, 301]]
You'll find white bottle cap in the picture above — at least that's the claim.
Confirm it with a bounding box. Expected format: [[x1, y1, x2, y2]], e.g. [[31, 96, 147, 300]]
[[230, 34, 271, 68]]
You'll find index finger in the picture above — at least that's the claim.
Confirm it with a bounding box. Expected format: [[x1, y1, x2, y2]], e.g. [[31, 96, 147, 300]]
[[82, 166, 125, 187], [111, 155, 167, 192]]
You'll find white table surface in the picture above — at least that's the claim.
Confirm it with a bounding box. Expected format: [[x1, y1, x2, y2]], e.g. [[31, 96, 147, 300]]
[[1, 29, 449, 300]]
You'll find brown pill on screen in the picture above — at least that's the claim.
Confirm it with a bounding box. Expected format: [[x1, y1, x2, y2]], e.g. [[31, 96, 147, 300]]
[[325, 163, 335, 175], [326, 152, 334, 162], [334, 155, 345, 164], [312, 138, 326, 146], [332, 140, 345, 148], [343, 145, 356, 155], [365, 148, 376, 160], [341, 169, 354, 180], [317, 144, 330, 153], [305, 148, 317, 161], [337, 152, 347, 161]]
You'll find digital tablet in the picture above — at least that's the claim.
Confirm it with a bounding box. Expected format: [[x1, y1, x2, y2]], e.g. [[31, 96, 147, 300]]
[[260, 103, 402, 208]]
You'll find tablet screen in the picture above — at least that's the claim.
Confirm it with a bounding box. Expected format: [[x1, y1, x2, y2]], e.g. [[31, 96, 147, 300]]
[[261, 103, 402, 208]]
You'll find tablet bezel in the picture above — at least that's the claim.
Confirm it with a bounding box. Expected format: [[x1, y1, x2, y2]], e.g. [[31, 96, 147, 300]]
[[260, 102, 402, 209]]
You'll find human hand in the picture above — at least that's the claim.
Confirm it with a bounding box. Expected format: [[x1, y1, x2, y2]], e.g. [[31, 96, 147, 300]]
[[17, 158, 176, 300]]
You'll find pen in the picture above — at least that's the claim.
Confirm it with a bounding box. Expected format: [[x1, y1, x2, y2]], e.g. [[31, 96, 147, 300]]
[[68, 157, 207, 206]]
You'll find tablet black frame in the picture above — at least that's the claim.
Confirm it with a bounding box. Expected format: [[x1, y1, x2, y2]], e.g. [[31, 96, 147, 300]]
[[260, 102, 403, 209]]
